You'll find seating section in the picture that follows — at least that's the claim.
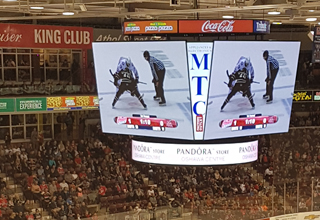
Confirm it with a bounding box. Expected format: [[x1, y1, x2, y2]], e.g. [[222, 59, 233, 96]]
[[0, 118, 320, 219]]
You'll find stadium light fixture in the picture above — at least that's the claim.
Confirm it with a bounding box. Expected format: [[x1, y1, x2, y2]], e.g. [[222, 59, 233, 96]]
[[63, 11, 75, 16], [306, 18, 317, 21], [268, 11, 281, 15], [30, 6, 44, 10], [222, 15, 234, 19]]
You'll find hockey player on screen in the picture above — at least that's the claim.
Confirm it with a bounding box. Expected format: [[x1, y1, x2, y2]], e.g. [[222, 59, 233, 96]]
[[111, 57, 147, 109], [232, 56, 255, 85], [220, 67, 255, 111]]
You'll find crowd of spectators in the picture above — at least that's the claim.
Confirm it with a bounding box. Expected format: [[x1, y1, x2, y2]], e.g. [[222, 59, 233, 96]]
[[255, 128, 320, 214], [0, 124, 320, 220], [0, 129, 273, 220], [290, 103, 320, 127]]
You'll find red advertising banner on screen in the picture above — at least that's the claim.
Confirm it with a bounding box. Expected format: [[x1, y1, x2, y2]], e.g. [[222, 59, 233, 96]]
[[0, 23, 93, 49], [179, 20, 253, 33], [123, 20, 178, 34]]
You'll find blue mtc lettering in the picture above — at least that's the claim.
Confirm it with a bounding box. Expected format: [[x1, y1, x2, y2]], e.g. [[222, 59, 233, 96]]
[[191, 53, 209, 70], [192, 76, 207, 95], [191, 53, 210, 116], [193, 101, 206, 116]]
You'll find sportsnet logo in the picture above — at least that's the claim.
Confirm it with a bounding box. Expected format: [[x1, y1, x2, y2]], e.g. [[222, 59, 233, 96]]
[[196, 115, 203, 132]]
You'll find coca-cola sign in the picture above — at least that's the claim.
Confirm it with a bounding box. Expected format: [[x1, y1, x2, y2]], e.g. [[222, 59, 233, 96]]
[[179, 20, 253, 34], [0, 23, 93, 49], [201, 20, 235, 33]]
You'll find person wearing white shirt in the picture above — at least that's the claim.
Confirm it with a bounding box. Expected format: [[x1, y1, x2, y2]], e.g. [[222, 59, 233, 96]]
[[147, 187, 155, 197], [265, 167, 273, 176], [60, 180, 69, 190]]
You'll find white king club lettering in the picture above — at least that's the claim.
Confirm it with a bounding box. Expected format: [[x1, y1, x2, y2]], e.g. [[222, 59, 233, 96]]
[[201, 20, 235, 33], [34, 29, 90, 45]]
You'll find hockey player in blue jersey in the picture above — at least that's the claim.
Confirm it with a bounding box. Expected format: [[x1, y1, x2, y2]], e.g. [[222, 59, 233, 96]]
[[111, 57, 147, 109], [233, 56, 255, 84], [221, 57, 255, 111]]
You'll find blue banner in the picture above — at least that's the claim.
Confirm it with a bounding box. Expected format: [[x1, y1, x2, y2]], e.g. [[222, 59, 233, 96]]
[[253, 20, 270, 34]]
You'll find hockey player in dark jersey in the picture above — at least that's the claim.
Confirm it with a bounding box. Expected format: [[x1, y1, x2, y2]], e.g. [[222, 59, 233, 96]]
[[111, 65, 147, 109], [220, 68, 255, 111]]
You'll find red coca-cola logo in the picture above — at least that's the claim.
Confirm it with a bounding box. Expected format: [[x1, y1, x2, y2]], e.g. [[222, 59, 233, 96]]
[[201, 20, 235, 33]]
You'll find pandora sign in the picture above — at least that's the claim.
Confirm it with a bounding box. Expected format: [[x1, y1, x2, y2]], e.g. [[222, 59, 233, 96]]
[[132, 139, 258, 165]]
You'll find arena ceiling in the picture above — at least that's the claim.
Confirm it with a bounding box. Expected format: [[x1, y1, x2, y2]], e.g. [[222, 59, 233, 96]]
[[0, 0, 320, 27]]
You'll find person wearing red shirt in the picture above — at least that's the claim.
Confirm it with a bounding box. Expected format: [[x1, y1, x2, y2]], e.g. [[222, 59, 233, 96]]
[[57, 165, 65, 176], [121, 183, 128, 193], [187, 189, 194, 200], [40, 181, 48, 192], [240, 206, 246, 216], [27, 175, 35, 187], [98, 185, 106, 196], [0, 194, 8, 209], [119, 157, 126, 169], [104, 146, 112, 155], [26, 212, 35, 220], [74, 155, 82, 165], [115, 184, 121, 194], [79, 172, 87, 180]]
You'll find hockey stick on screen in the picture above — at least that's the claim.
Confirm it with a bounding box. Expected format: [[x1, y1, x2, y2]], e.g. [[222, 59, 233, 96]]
[[110, 69, 147, 85], [226, 70, 230, 78], [109, 69, 114, 77]]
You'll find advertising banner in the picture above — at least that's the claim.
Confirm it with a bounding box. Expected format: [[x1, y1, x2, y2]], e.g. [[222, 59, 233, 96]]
[[269, 211, 320, 220], [293, 91, 313, 102], [314, 91, 320, 101], [94, 28, 166, 42], [253, 20, 270, 34], [47, 96, 99, 110], [76, 96, 99, 109], [123, 21, 178, 34], [312, 26, 320, 63], [47, 96, 77, 110], [132, 139, 258, 165], [0, 99, 15, 112], [16, 98, 47, 112], [178, 20, 253, 34], [0, 23, 93, 49], [187, 43, 213, 140]]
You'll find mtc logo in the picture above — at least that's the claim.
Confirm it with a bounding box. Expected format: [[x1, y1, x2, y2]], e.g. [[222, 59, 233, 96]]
[[191, 53, 209, 116]]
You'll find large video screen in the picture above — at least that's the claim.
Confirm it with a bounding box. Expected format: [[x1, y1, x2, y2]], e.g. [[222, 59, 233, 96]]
[[204, 41, 300, 140], [92, 42, 193, 140]]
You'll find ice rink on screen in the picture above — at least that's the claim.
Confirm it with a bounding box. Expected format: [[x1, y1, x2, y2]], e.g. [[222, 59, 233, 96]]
[[92, 41, 193, 140], [204, 41, 300, 140]]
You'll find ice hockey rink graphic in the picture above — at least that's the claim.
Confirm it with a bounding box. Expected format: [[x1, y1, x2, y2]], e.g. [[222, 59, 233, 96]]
[[204, 41, 300, 140], [92, 41, 194, 140]]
